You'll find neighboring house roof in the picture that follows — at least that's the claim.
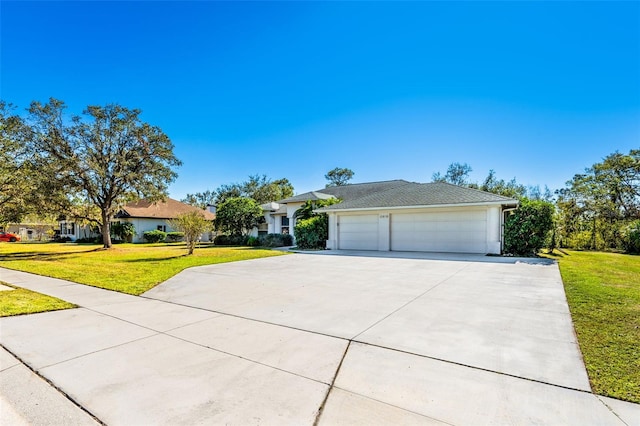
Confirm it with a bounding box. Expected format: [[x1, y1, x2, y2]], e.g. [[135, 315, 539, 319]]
[[115, 198, 215, 220], [317, 182, 519, 211], [277, 180, 413, 204]]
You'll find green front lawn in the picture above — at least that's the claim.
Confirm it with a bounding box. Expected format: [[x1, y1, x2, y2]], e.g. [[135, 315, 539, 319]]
[[0, 243, 284, 295], [543, 250, 640, 403], [0, 282, 76, 317]]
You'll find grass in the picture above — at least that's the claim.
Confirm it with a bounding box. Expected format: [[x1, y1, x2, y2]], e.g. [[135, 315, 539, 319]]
[[542, 249, 640, 403], [0, 281, 76, 317], [0, 242, 284, 295]]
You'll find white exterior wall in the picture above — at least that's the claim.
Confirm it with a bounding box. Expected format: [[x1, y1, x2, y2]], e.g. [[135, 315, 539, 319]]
[[264, 212, 276, 234], [326, 213, 338, 249], [285, 203, 303, 240], [58, 221, 98, 241], [486, 206, 501, 254], [121, 218, 212, 243]]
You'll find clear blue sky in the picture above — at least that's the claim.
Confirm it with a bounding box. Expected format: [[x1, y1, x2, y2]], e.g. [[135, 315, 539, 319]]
[[2, 1, 639, 199]]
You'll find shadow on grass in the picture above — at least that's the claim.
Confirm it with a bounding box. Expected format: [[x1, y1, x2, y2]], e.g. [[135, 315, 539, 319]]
[[123, 255, 188, 262], [0, 247, 103, 261]]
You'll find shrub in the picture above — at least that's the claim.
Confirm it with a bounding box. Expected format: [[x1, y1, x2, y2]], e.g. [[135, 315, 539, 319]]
[[143, 230, 167, 243], [622, 221, 640, 253], [504, 199, 555, 256], [111, 222, 135, 242], [257, 233, 293, 247], [214, 234, 248, 246], [75, 236, 102, 244], [294, 216, 328, 250], [166, 232, 185, 242]]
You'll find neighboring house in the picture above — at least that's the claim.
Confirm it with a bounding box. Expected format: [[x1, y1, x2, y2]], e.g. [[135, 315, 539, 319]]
[[263, 180, 518, 254], [114, 198, 216, 243], [58, 219, 99, 241], [57, 198, 215, 242], [1, 223, 56, 241]]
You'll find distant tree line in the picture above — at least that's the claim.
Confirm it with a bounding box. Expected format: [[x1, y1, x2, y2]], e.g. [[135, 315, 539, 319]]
[[433, 149, 640, 254], [556, 149, 640, 252]]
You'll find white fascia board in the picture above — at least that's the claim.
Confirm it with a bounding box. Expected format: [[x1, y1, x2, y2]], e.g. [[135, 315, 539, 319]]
[[314, 200, 518, 214]]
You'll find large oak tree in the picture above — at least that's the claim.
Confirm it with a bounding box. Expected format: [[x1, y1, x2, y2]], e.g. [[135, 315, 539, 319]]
[[0, 102, 34, 225], [28, 98, 181, 248]]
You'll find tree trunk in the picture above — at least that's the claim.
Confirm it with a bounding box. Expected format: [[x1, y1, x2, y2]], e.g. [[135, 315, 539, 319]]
[[101, 210, 112, 248]]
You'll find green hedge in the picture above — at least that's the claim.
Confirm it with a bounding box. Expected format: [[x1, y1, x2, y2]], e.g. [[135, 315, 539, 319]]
[[214, 234, 248, 246], [166, 232, 185, 242], [213, 233, 293, 247], [504, 200, 554, 256], [143, 230, 167, 243], [294, 216, 327, 250], [258, 233, 293, 247]]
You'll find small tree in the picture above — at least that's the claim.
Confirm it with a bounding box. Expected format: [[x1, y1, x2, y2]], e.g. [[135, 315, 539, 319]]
[[169, 210, 213, 255], [325, 167, 354, 187], [504, 200, 555, 256], [215, 197, 263, 236]]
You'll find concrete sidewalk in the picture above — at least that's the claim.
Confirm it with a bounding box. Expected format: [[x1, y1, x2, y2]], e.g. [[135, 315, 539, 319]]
[[1, 258, 639, 425]]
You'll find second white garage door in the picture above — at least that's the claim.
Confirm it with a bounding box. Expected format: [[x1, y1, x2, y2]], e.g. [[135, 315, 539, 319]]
[[338, 214, 378, 250], [391, 210, 487, 253]]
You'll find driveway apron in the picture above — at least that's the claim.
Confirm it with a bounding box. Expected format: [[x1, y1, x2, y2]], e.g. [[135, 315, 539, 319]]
[[1, 253, 638, 425]]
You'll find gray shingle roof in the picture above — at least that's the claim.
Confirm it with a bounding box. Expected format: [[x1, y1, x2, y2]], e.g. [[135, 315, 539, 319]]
[[317, 182, 518, 211], [277, 191, 337, 203], [277, 180, 413, 204]]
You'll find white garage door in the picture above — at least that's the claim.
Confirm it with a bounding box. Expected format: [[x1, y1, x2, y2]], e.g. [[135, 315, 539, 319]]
[[391, 210, 487, 253], [338, 214, 378, 250]]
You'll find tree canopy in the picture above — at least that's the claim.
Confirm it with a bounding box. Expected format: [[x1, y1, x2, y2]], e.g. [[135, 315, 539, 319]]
[[325, 167, 354, 187], [181, 190, 216, 210], [215, 197, 263, 236], [187, 175, 294, 207], [0, 102, 34, 225], [27, 98, 181, 248], [556, 149, 639, 250], [432, 162, 472, 186]]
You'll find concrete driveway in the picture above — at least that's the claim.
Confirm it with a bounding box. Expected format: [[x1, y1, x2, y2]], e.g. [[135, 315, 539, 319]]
[[1, 252, 638, 425]]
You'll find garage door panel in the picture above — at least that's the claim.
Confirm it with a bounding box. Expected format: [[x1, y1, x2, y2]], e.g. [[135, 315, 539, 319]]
[[391, 211, 487, 253], [338, 215, 378, 250]]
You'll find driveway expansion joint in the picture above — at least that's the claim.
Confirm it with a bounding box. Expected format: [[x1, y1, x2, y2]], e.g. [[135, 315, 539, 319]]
[[313, 341, 351, 426], [351, 339, 595, 395], [350, 262, 471, 341], [0, 343, 106, 425]]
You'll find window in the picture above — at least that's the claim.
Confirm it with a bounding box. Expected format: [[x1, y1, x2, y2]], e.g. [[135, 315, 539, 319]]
[[157, 225, 166, 232], [281, 216, 289, 234], [60, 222, 75, 235]]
